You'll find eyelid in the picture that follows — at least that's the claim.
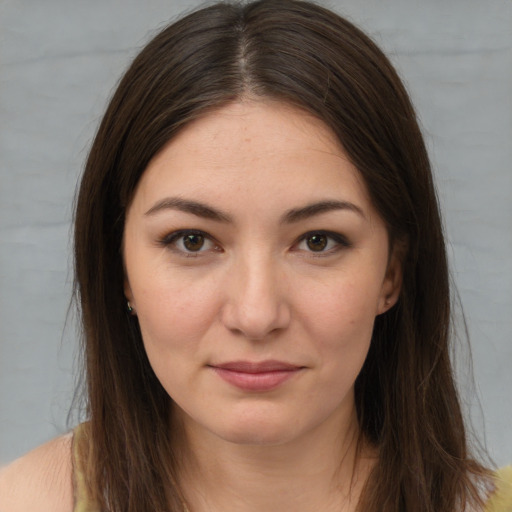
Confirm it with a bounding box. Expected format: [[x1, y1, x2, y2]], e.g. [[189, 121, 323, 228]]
[[294, 230, 352, 255], [158, 229, 220, 256]]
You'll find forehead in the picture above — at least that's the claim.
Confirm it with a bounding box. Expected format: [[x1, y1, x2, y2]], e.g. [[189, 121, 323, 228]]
[[130, 100, 374, 218], [151, 100, 346, 167]]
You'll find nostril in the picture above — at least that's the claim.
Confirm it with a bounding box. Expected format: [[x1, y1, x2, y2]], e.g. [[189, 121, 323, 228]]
[[220, 300, 291, 340]]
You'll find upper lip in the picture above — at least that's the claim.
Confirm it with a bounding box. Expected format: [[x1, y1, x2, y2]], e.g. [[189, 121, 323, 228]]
[[211, 360, 303, 373]]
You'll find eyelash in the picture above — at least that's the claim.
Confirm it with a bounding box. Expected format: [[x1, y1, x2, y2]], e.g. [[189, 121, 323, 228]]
[[158, 230, 219, 257], [158, 229, 352, 257], [295, 230, 352, 256]]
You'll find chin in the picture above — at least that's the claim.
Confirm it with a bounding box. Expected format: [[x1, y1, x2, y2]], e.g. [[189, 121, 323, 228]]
[[210, 414, 303, 447], [218, 429, 296, 447]]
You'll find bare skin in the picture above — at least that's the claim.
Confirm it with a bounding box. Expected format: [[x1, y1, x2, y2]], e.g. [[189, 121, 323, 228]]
[[177, 408, 378, 512], [0, 435, 74, 512]]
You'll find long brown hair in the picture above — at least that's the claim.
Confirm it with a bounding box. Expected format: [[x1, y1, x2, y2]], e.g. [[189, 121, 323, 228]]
[[74, 1, 489, 510]]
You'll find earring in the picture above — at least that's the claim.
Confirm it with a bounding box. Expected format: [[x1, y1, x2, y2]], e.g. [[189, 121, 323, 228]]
[[127, 301, 134, 313]]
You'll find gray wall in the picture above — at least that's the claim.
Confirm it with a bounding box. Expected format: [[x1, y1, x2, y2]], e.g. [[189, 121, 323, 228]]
[[1, 0, 511, 466]]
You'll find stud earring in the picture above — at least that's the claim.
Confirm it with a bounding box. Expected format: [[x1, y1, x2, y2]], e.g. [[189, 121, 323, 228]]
[[127, 301, 134, 313]]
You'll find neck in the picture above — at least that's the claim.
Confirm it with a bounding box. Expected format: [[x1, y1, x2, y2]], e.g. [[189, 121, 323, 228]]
[[175, 405, 376, 512]]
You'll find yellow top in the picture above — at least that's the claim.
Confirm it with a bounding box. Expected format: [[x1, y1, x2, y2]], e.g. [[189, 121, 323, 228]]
[[73, 423, 98, 512], [72, 423, 512, 511], [486, 465, 512, 512]]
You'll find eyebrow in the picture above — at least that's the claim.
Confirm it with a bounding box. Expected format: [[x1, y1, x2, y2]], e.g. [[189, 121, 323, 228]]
[[145, 197, 233, 222], [144, 197, 365, 223], [282, 200, 366, 223]]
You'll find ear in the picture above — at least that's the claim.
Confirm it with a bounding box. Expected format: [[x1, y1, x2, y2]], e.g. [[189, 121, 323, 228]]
[[377, 242, 404, 315]]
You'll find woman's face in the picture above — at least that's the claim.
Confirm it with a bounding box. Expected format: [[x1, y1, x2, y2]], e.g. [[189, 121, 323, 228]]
[[123, 101, 400, 446]]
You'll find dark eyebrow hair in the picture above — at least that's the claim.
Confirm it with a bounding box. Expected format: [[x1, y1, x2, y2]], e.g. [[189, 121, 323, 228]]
[[144, 197, 233, 222], [281, 200, 366, 223], [144, 197, 365, 223]]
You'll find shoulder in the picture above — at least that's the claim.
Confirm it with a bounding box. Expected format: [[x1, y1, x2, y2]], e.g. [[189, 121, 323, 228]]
[[486, 466, 512, 512], [0, 433, 74, 512]]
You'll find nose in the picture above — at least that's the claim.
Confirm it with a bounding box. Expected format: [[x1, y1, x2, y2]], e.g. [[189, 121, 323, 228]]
[[220, 254, 291, 340]]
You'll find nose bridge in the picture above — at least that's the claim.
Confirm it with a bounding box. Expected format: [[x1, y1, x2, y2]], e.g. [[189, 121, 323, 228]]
[[222, 246, 290, 339]]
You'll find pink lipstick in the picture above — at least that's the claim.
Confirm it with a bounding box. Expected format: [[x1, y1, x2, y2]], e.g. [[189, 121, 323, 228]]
[[210, 360, 303, 392]]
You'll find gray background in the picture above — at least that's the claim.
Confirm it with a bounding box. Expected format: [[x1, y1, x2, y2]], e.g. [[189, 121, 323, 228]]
[[1, 0, 511, 466]]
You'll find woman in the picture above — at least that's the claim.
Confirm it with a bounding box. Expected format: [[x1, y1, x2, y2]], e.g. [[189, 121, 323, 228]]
[[0, 1, 510, 511]]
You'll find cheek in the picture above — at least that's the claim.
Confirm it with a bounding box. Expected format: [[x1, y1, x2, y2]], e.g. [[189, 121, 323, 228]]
[[298, 273, 380, 371], [302, 271, 381, 333], [134, 279, 221, 402], [132, 272, 221, 357]]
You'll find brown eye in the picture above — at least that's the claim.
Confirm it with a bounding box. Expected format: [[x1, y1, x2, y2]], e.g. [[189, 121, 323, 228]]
[[160, 230, 218, 256], [183, 233, 205, 251], [306, 234, 328, 251]]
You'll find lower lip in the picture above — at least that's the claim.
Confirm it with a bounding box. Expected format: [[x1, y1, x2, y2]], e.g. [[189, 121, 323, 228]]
[[212, 367, 301, 391]]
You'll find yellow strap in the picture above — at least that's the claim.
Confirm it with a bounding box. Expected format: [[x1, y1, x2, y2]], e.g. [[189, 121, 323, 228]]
[[72, 423, 100, 512]]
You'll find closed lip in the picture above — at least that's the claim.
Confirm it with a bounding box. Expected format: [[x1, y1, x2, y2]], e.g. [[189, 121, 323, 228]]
[[209, 360, 303, 373], [209, 360, 304, 391]]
